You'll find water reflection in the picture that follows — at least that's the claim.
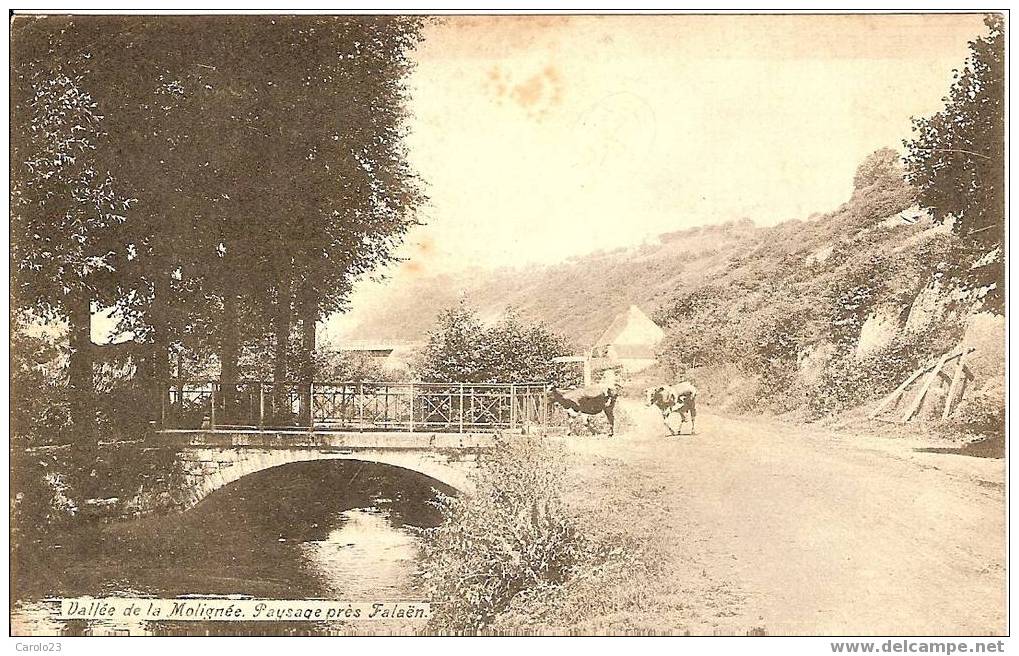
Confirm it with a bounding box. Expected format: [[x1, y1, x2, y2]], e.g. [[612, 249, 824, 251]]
[[302, 508, 424, 600], [11, 460, 453, 636]]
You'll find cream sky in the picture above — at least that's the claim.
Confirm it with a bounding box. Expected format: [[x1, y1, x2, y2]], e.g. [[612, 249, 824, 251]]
[[323, 13, 989, 341]]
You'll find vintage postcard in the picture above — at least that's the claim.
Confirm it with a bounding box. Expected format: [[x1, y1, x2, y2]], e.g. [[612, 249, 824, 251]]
[[8, 10, 1007, 644]]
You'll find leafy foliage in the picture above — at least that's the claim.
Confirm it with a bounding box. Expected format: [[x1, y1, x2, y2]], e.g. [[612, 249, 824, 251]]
[[854, 148, 907, 192], [952, 379, 1004, 435], [904, 14, 1005, 312], [10, 71, 130, 320], [416, 303, 570, 383], [11, 316, 71, 445], [652, 148, 978, 418], [10, 16, 427, 440], [806, 324, 960, 419], [420, 436, 601, 633], [311, 348, 411, 382], [10, 17, 428, 540]]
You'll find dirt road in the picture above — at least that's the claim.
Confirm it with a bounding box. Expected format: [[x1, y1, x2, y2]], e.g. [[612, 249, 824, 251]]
[[560, 399, 1006, 635]]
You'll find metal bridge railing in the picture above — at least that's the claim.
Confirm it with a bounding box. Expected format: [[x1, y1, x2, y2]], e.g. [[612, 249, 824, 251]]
[[159, 380, 553, 433]]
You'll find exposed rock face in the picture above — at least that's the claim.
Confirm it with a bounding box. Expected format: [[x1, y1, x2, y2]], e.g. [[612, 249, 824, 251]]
[[856, 306, 902, 358], [959, 312, 1005, 381], [904, 281, 947, 335], [797, 341, 836, 386]]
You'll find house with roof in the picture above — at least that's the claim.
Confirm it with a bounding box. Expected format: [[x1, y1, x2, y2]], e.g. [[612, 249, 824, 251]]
[[331, 340, 420, 375], [590, 305, 665, 373]]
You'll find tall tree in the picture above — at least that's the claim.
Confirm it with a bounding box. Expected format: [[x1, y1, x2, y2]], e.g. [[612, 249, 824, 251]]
[[12, 17, 245, 422], [12, 16, 427, 431], [417, 304, 570, 384], [204, 17, 426, 420], [904, 14, 1005, 312], [11, 32, 132, 444]]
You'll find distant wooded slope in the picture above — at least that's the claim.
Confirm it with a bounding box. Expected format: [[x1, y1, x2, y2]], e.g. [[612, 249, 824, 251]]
[[345, 148, 926, 351], [345, 219, 759, 348]]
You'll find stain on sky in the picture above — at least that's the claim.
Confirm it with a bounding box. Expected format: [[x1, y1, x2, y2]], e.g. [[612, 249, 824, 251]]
[[486, 64, 564, 120]]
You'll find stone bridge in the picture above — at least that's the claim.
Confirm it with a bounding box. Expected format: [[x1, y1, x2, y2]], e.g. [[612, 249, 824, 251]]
[[160, 429, 497, 510]]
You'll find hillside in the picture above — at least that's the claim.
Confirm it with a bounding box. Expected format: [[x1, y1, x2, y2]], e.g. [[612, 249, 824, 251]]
[[347, 150, 919, 350], [347, 220, 767, 348], [346, 148, 1003, 434]]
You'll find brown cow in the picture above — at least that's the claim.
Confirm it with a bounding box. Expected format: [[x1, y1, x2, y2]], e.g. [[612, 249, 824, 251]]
[[645, 381, 697, 435], [548, 383, 619, 436]]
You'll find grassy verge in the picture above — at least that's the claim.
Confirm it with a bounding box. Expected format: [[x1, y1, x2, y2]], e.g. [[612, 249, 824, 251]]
[[419, 431, 748, 635]]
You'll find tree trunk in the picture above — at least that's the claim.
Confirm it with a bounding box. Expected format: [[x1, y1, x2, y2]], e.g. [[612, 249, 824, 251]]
[[66, 291, 98, 498], [67, 291, 95, 441], [219, 292, 240, 424], [149, 275, 172, 428], [272, 277, 292, 423], [298, 292, 317, 427]]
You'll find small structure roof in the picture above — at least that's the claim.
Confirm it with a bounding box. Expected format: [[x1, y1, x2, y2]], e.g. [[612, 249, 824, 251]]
[[593, 305, 664, 349]]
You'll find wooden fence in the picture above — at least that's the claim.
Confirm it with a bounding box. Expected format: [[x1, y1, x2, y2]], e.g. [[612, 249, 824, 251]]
[[869, 347, 976, 423]]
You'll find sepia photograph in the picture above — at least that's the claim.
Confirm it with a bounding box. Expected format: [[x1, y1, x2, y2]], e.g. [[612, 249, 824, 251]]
[[7, 8, 1008, 644]]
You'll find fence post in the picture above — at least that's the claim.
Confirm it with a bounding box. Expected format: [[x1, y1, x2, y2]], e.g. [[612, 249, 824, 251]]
[[541, 389, 548, 431], [308, 382, 315, 431], [160, 382, 167, 430], [459, 384, 465, 433], [409, 383, 415, 432], [259, 384, 265, 429], [510, 384, 516, 431], [210, 383, 218, 429], [357, 383, 365, 431]]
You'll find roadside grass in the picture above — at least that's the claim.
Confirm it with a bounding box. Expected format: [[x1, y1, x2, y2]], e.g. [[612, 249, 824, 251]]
[[420, 422, 749, 635], [491, 449, 749, 635], [419, 434, 613, 633]]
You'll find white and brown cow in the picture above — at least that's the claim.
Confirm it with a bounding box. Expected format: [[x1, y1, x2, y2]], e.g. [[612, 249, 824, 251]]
[[645, 381, 697, 435]]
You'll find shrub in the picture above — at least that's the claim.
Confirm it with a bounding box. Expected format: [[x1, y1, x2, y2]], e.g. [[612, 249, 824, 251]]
[[10, 448, 78, 551], [686, 364, 764, 413], [952, 379, 1005, 437], [94, 368, 154, 439], [419, 436, 603, 633], [806, 323, 961, 419], [11, 440, 189, 548], [417, 302, 570, 384], [11, 320, 71, 446], [759, 359, 809, 414]]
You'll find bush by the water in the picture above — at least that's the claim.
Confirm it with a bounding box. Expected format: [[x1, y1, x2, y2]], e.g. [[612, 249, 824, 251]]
[[11, 316, 188, 544], [419, 435, 607, 633]]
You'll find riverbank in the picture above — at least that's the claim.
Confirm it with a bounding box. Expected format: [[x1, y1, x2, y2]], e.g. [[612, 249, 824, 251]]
[[494, 400, 1005, 635], [11, 401, 1005, 636], [11, 460, 447, 636]]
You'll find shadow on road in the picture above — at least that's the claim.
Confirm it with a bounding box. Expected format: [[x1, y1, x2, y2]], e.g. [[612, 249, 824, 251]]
[[913, 437, 1004, 459]]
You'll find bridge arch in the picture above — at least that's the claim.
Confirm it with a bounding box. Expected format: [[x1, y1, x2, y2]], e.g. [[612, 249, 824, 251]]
[[178, 446, 477, 511]]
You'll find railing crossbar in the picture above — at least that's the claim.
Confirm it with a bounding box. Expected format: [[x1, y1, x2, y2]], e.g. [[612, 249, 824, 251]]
[[159, 379, 552, 433]]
